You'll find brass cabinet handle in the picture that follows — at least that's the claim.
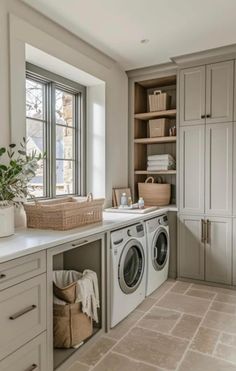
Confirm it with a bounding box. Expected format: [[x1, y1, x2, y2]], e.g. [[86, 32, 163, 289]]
[[71, 240, 88, 248], [201, 219, 205, 243], [25, 364, 38, 371], [0, 274, 6, 279], [201, 115, 205, 119], [9, 304, 37, 320], [206, 219, 211, 244]]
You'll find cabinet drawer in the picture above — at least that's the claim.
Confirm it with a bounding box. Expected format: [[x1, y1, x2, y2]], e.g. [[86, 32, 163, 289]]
[[0, 251, 46, 291], [0, 332, 47, 371], [0, 274, 46, 360]]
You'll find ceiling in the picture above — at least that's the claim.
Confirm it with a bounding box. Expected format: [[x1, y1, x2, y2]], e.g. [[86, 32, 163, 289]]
[[23, 0, 236, 70]]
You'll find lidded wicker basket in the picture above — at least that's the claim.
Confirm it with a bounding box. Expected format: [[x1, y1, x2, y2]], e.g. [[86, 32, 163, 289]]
[[24, 195, 104, 230]]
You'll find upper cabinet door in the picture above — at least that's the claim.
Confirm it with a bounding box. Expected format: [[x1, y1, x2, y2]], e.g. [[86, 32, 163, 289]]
[[206, 61, 234, 124], [180, 66, 206, 126], [205, 123, 233, 216], [179, 125, 205, 214]]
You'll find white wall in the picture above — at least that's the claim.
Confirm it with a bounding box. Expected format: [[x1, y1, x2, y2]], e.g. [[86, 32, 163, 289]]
[[87, 85, 106, 198], [0, 0, 128, 205]]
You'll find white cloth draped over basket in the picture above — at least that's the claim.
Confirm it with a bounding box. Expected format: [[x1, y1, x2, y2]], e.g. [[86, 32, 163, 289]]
[[53, 269, 100, 323]]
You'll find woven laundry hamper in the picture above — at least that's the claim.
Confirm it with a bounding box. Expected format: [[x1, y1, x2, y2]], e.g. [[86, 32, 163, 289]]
[[53, 270, 93, 348], [138, 177, 171, 206]]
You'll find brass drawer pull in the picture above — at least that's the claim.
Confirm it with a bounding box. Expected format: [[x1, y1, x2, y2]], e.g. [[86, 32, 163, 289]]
[[71, 240, 88, 248], [0, 274, 6, 279], [206, 219, 211, 244], [26, 364, 38, 371], [9, 304, 37, 320], [201, 219, 205, 243]]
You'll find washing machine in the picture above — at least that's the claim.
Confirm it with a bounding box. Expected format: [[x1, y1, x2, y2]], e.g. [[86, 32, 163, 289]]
[[110, 223, 147, 328], [145, 214, 169, 296]]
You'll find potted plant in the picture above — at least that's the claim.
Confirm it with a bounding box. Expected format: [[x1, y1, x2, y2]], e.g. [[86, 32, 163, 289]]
[[0, 138, 43, 237]]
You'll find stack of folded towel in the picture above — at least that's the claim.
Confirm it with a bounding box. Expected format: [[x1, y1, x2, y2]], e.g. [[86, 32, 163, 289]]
[[147, 154, 176, 171]]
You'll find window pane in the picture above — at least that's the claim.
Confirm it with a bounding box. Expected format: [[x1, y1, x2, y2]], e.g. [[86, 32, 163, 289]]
[[26, 118, 45, 197], [56, 160, 74, 195], [56, 126, 74, 159], [55, 89, 74, 126], [26, 79, 44, 119]]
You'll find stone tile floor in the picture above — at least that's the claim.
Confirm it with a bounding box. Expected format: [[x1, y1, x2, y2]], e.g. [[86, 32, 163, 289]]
[[68, 280, 236, 371]]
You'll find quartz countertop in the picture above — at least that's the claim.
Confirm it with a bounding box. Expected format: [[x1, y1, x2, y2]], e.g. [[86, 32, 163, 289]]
[[0, 205, 177, 263]]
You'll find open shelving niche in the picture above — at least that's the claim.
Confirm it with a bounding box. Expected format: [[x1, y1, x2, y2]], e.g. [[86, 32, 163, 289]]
[[47, 234, 105, 371], [132, 74, 177, 205]]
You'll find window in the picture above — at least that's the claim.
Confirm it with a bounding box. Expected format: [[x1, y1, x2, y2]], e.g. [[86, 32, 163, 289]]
[[25, 63, 86, 198]]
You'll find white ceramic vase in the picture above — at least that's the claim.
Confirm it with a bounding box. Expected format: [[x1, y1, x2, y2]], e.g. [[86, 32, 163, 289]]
[[0, 203, 15, 237]]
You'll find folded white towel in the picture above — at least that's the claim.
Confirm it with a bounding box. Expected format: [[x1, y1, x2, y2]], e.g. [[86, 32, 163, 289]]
[[148, 154, 175, 161], [147, 160, 175, 166]]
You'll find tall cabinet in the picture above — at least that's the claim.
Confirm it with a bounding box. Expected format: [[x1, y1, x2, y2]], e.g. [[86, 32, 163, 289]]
[[178, 60, 234, 285]]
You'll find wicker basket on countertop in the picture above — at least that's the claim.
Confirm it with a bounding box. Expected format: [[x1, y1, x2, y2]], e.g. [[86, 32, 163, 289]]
[[24, 194, 104, 230]]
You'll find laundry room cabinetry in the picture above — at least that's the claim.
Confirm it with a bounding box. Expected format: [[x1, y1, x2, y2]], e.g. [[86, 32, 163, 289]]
[[180, 60, 234, 126], [179, 122, 233, 216], [205, 217, 232, 285], [178, 215, 204, 280], [178, 216, 232, 284]]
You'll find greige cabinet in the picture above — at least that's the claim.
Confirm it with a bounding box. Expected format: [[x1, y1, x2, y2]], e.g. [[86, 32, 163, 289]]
[[179, 66, 205, 126], [206, 61, 234, 124], [178, 215, 204, 280], [205, 123, 233, 216], [180, 61, 234, 126], [205, 217, 232, 285], [179, 215, 232, 284], [233, 219, 236, 286], [179, 125, 205, 214], [179, 123, 232, 216]]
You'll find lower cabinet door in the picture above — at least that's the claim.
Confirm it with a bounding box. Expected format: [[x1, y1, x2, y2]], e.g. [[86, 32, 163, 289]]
[[0, 332, 47, 371], [178, 215, 204, 280], [205, 217, 232, 285]]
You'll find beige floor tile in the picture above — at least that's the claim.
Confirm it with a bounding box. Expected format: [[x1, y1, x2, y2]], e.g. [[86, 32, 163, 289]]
[[170, 281, 192, 294], [220, 333, 236, 348], [138, 306, 180, 333], [157, 292, 210, 316], [202, 310, 236, 333], [192, 283, 236, 296], [114, 326, 188, 369], [190, 326, 220, 354], [214, 293, 236, 304], [93, 352, 160, 371], [215, 343, 236, 364], [136, 297, 157, 312], [108, 310, 143, 340], [185, 288, 216, 300], [68, 363, 90, 371], [149, 280, 175, 299], [179, 350, 236, 371], [210, 301, 236, 315], [79, 337, 116, 366], [171, 314, 201, 339]]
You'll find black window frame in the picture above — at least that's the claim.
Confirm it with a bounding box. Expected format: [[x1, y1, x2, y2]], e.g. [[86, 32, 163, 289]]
[[26, 62, 86, 199]]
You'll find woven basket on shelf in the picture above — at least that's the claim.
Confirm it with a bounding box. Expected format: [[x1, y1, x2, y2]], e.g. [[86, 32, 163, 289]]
[[23, 195, 104, 230]]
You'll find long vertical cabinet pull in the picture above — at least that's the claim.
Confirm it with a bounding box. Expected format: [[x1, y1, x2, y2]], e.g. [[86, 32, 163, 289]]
[[206, 220, 211, 244], [201, 219, 205, 243]]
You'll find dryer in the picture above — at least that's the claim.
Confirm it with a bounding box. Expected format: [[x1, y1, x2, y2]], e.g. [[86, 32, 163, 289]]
[[110, 223, 146, 328], [145, 214, 169, 296]]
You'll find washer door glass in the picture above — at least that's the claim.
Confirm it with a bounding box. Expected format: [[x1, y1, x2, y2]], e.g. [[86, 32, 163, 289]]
[[119, 240, 144, 294], [152, 229, 168, 271]]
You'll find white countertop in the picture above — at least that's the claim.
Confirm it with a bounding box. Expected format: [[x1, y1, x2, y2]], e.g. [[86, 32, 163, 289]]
[[0, 205, 177, 264]]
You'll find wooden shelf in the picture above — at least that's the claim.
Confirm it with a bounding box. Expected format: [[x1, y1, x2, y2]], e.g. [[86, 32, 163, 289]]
[[134, 109, 176, 120], [134, 136, 176, 144], [135, 170, 177, 175]]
